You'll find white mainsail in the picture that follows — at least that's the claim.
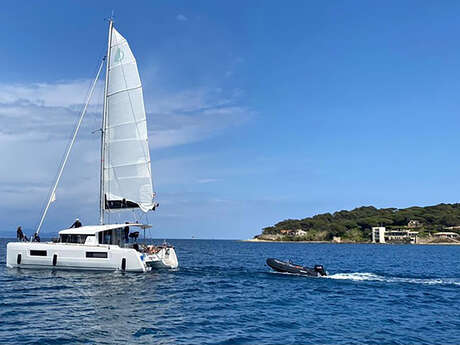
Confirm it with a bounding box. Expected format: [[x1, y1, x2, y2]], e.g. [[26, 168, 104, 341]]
[[103, 27, 154, 213]]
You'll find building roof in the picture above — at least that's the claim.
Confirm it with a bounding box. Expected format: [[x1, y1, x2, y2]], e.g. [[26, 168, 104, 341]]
[[445, 226, 460, 230], [58, 223, 151, 235], [434, 232, 459, 236]]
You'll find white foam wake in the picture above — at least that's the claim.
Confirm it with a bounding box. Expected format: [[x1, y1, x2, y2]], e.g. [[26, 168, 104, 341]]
[[326, 272, 460, 286]]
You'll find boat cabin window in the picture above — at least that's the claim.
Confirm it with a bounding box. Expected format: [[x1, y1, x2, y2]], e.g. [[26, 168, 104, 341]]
[[98, 230, 111, 245], [97, 228, 126, 246], [84, 236, 97, 245], [86, 251, 108, 258], [30, 250, 47, 256], [60, 234, 89, 244]]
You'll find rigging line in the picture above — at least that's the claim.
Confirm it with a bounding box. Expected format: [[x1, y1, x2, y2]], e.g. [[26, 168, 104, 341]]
[[36, 61, 102, 232], [146, 213, 150, 234], [34, 57, 106, 237]]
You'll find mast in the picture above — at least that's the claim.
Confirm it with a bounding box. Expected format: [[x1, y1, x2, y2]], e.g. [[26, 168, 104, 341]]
[[99, 19, 113, 225]]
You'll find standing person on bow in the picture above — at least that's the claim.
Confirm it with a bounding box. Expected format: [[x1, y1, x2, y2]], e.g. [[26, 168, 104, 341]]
[[70, 218, 82, 228], [16, 226, 24, 241], [124, 222, 130, 243]]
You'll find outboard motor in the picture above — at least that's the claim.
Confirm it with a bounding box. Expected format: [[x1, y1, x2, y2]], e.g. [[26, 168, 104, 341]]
[[314, 265, 327, 276]]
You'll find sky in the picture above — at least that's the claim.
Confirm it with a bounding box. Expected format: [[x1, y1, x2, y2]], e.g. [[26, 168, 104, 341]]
[[2, 1, 460, 239]]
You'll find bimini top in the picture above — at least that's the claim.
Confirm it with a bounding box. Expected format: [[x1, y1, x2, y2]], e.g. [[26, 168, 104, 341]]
[[58, 223, 151, 236]]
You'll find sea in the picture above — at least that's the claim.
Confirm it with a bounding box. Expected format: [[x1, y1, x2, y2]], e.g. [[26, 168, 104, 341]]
[[0, 238, 459, 345]]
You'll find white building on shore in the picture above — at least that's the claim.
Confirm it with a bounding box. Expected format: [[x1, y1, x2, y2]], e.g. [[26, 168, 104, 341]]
[[433, 232, 459, 239], [372, 227, 418, 244], [371, 227, 386, 243]]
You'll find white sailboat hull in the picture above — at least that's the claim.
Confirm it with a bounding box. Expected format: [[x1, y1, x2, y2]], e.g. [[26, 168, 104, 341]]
[[7, 241, 149, 272], [7, 241, 179, 272]]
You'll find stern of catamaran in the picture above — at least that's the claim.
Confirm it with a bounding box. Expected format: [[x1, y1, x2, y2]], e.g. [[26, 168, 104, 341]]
[[143, 244, 178, 269]]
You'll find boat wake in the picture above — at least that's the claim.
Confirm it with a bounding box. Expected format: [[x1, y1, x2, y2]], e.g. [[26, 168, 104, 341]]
[[326, 272, 460, 286]]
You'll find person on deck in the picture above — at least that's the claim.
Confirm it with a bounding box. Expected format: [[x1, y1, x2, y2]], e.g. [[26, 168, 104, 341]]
[[124, 222, 129, 242], [32, 233, 40, 242], [16, 226, 24, 241], [70, 218, 82, 228]]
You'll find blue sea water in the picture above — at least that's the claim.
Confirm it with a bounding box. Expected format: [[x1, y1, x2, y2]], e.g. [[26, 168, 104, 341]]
[[0, 239, 459, 345]]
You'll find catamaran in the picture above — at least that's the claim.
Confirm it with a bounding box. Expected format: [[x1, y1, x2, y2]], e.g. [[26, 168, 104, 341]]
[[6, 19, 178, 272]]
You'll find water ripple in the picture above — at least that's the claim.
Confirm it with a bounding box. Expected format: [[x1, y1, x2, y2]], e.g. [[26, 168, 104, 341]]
[[0, 239, 459, 344]]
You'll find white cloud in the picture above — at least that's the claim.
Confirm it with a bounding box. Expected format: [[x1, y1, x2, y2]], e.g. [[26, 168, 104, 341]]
[[0, 80, 103, 108], [0, 76, 252, 232], [148, 105, 251, 149], [176, 14, 188, 21], [0, 81, 251, 146], [0, 79, 103, 143], [145, 87, 252, 149], [146, 87, 231, 114]]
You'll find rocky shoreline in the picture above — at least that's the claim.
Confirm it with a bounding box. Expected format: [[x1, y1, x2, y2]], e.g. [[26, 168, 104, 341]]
[[243, 238, 460, 245]]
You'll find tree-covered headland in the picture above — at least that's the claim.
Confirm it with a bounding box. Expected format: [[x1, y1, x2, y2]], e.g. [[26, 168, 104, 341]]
[[257, 203, 460, 242]]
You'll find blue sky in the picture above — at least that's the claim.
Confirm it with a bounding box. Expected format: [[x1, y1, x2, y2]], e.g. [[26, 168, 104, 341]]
[[2, 1, 460, 238]]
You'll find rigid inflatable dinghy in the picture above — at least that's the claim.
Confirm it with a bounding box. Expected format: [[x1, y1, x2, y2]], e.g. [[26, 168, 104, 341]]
[[266, 258, 327, 277]]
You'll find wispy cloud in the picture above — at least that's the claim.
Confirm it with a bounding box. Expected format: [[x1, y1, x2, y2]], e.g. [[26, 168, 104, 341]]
[[0, 80, 103, 108], [0, 79, 103, 143], [146, 87, 252, 148], [0, 75, 252, 231], [148, 104, 251, 149], [0, 79, 251, 146], [176, 14, 188, 22], [196, 178, 220, 184]]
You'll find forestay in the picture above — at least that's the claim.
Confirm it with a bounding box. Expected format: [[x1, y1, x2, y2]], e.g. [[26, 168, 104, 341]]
[[104, 27, 154, 213]]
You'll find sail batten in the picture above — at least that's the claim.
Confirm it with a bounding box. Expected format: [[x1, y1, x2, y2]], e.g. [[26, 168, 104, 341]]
[[106, 118, 147, 128], [107, 85, 142, 97], [105, 160, 151, 169], [105, 137, 148, 143], [103, 26, 154, 213]]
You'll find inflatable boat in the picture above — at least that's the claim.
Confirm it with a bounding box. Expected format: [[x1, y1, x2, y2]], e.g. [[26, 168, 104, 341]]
[[266, 258, 327, 277]]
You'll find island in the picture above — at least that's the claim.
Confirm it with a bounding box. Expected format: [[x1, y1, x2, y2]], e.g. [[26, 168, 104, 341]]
[[252, 203, 460, 244]]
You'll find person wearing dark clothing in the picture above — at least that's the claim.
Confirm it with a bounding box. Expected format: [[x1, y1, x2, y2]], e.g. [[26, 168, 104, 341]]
[[129, 231, 139, 241], [70, 218, 82, 228], [32, 233, 40, 242], [17, 226, 24, 241], [124, 222, 129, 242]]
